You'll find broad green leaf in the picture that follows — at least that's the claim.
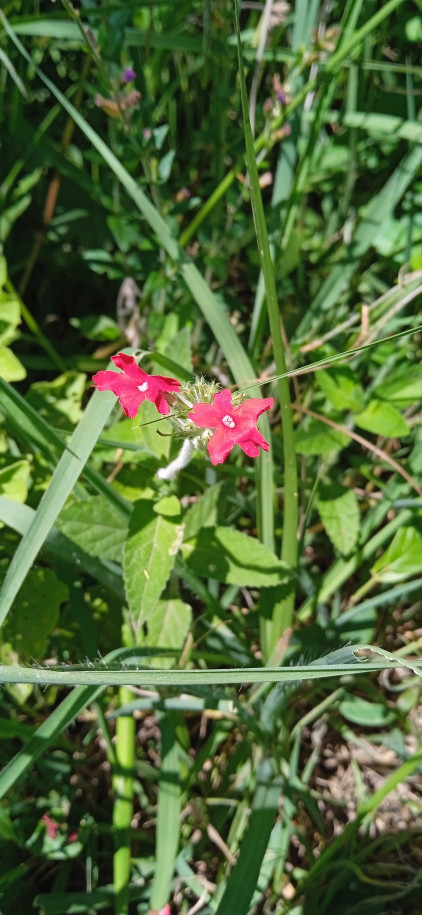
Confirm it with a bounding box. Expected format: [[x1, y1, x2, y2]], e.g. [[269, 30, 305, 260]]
[[317, 484, 360, 555], [56, 496, 128, 562], [317, 366, 365, 412], [339, 696, 395, 727], [0, 344, 26, 381], [183, 482, 224, 541], [374, 366, 422, 404], [145, 598, 192, 668], [353, 400, 409, 437], [3, 567, 68, 659], [0, 459, 30, 502], [124, 497, 183, 630], [183, 527, 290, 587], [371, 526, 422, 583], [295, 422, 349, 456], [26, 372, 86, 428]]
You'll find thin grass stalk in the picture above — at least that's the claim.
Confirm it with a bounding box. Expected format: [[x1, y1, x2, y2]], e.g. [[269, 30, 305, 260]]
[[235, 0, 298, 656], [112, 686, 136, 915], [180, 0, 406, 245]]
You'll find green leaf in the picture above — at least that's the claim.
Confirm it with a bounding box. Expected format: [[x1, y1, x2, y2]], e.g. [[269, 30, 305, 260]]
[[317, 484, 360, 556], [0, 382, 119, 628], [3, 567, 68, 659], [295, 421, 349, 456], [317, 366, 365, 412], [374, 366, 422, 405], [163, 327, 192, 374], [0, 459, 31, 503], [145, 598, 192, 668], [339, 696, 395, 727], [183, 482, 224, 541], [354, 400, 409, 437], [102, 407, 172, 461], [183, 527, 291, 587], [56, 496, 128, 562], [0, 299, 21, 344], [406, 15, 422, 41], [26, 372, 86, 429], [124, 497, 183, 630], [0, 345, 26, 381], [371, 526, 422, 583], [149, 714, 182, 910], [70, 314, 120, 341]]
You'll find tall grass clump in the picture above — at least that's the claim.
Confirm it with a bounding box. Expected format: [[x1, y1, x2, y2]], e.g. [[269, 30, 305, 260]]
[[0, 1, 421, 913]]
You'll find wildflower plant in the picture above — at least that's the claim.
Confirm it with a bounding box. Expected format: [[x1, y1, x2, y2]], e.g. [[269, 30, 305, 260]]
[[92, 353, 274, 471]]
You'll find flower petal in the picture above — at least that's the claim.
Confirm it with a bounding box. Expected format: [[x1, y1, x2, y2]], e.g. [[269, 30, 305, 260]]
[[207, 426, 236, 465], [189, 401, 224, 428]]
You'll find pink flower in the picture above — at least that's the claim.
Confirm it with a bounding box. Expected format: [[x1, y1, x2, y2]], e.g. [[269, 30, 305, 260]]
[[42, 814, 60, 839], [190, 389, 273, 465], [92, 353, 180, 418]]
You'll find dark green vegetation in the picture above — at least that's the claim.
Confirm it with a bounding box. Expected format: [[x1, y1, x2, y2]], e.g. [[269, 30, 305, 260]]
[[1, 0, 422, 912]]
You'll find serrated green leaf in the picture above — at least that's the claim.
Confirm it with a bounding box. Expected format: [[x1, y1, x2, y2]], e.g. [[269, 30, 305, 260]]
[[0, 345, 26, 381], [354, 400, 409, 436], [56, 496, 128, 562], [317, 484, 360, 555], [294, 421, 349, 456], [371, 526, 422, 583], [182, 526, 290, 587], [317, 366, 365, 412], [124, 499, 183, 630]]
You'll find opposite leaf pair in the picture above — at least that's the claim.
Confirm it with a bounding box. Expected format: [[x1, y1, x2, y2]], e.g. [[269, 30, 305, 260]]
[[92, 353, 273, 467]]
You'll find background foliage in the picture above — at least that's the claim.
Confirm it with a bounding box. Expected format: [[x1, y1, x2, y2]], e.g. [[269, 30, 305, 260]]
[[0, 1, 422, 913]]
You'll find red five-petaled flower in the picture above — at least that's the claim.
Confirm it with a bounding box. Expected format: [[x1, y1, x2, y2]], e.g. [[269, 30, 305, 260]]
[[92, 353, 180, 418], [190, 389, 274, 466]]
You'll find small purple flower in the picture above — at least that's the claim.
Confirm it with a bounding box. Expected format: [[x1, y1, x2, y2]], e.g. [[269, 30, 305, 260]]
[[122, 67, 136, 83]]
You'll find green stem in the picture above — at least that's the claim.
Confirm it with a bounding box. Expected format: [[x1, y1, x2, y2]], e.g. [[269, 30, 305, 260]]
[[235, 1, 298, 657], [112, 686, 136, 915], [180, 0, 406, 245]]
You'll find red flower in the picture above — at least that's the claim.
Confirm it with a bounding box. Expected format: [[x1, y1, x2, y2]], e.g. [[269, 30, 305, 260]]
[[190, 389, 273, 465], [92, 353, 180, 418]]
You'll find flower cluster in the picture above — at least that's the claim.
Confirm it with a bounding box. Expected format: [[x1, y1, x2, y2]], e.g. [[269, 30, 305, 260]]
[[92, 353, 273, 471]]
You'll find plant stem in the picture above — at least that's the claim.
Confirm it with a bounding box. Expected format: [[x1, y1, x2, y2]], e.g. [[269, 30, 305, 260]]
[[235, 0, 298, 657], [112, 686, 135, 915]]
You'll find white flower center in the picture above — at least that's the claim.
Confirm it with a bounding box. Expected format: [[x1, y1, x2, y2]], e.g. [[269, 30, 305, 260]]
[[137, 381, 149, 392], [222, 414, 235, 429]]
